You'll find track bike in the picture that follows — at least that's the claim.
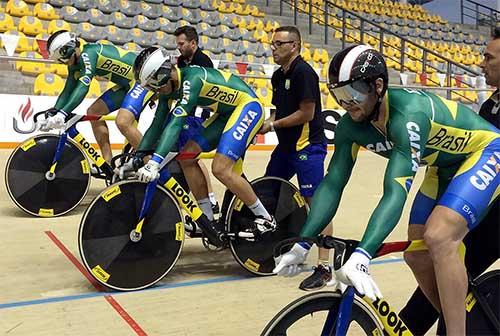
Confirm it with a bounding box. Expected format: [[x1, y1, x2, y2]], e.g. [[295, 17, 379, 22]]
[[262, 236, 500, 335], [78, 150, 309, 291], [5, 111, 187, 217]]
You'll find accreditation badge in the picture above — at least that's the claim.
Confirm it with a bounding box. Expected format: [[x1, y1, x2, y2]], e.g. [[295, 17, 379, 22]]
[[285, 79, 290, 90]]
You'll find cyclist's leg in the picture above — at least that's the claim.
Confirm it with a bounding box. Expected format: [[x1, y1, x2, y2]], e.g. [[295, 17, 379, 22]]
[[424, 139, 500, 335], [88, 85, 127, 163], [211, 99, 269, 218], [116, 82, 154, 150]]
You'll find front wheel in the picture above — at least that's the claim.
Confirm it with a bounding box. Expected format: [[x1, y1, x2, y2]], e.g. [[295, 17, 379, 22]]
[[78, 181, 184, 291], [226, 176, 308, 276], [261, 291, 384, 336], [5, 134, 90, 217]]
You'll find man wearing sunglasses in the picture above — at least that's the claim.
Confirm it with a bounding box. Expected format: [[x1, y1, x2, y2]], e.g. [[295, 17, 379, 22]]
[[132, 46, 276, 246], [274, 44, 499, 335], [42, 30, 154, 166], [258, 26, 332, 291]]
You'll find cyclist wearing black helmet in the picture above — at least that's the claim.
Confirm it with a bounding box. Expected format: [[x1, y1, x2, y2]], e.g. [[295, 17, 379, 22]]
[[42, 30, 154, 164], [274, 44, 500, 335], [132, 46, 276, 237]]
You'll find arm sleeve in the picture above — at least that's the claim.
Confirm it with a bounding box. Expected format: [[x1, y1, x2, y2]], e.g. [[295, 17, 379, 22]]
[[54, 68, 77, 110], [176, 76, 202, 116], [58, 51, 97, 113], [300, 121, 359, 238], [153, 107, 186, 158], [138, 95, 173, 151], [359, 113, 431, 256]]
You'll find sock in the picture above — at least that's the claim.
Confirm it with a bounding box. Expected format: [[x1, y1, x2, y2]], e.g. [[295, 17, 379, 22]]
[[318, 259, 330, 270], [198, 198, 214, 221], [248, 199, 272, 221], [208, 192, 217, 205]]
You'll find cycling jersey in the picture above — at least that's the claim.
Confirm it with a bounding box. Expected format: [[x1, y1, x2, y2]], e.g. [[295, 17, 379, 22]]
[[54, 43, 152, 117], [139, 66, 263, 161], [300, 88, 500, 256]]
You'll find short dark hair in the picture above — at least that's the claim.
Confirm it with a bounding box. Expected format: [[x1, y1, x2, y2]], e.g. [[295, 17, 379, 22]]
[[274, 25, 301, 43], [492, 25, 500, 39], [174, 25, 198, 44]]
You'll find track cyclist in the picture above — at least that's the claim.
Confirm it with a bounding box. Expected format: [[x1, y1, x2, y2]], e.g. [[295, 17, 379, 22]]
[[41, 30, 154, 164], [131, 46, 276, 245], [273, 44, 500, 335]]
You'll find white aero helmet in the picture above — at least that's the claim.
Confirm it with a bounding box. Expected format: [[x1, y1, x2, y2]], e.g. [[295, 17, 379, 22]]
[[47, 30, 79, 64], [133, 46, 174, 90]]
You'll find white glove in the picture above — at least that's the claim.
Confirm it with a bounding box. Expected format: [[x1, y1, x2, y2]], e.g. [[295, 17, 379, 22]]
[[42, 111, 67, 131], [335, 249, 382, 301], [273, 243, 310, 277], [118, 160, 136, 180], [137, 159, 160, 182]]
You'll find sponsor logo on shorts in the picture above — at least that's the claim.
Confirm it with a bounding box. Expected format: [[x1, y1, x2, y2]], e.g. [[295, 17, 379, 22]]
[[233, 110, 258, 141], [461, 204, 477, 225], [469, 151, 500, 190], [406, 122, 421, 172], [300, 184, 313, 189], [130, 84, 145, 99]]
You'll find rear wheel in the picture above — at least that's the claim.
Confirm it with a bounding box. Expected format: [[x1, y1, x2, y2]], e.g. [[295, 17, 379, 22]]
[[226, 177, 308, 275], [5, 134, 90, 217], [466, 270, 500, 335], [261, 291, 384, 336], [78, 181, 184, 291]]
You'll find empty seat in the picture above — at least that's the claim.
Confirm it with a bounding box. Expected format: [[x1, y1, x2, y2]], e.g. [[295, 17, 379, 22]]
[[33, 3, 58, 20], [183, 0, 201, 9], [0, 12, 15, 32], [204, 11, 221, 26], [6, 0, 32, 17], [16, 51, 50, 75], [129, 28, 152, 47], [47, 19, 71, 34], [120, 0, 142, 17], [205, 25, 230, 39], [76, 22, 102, 42], [154, 31, 176, 50], [196, 22, 210, 36], [105, 25, 131, 45], [61, 6, 89, 24], [97, 0, 119, 14], [121, 41, 141, 52], [200, 0, 216, 11], [34, 73, 65, 96], [255, 87, 273, 107], [18, 15, 45, 36], [181, 7, 202, 25], [140, 2, 161, 19], [88, 8, 113, 26], [48, 0, 73, 7], [112, 12, 136, 29], [73, 0, 96, 11], [158, 17, 176, 34], [136, 15, 160, 32], [161, 5, 181, 22]]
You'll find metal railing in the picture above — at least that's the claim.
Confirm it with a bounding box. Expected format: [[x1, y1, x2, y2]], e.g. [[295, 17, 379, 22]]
[[461, 0, 500, 30]]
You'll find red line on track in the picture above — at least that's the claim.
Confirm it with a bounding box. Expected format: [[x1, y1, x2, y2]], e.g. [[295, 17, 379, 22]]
[[45, 231, 148, 336]]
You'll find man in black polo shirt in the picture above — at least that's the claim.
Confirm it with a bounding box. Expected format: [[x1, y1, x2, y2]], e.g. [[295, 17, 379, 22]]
[[174, 25, 219, 219], [398, 25, 500, 335], [259, 26, 332, 290]]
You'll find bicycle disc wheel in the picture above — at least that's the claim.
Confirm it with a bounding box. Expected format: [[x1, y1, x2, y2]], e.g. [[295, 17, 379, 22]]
[[5, 135, 90, 217], [261, 291, 383, 336], [466, 270, 500, 335], [79, 181, 184, 291], [227, 177, 308, 276]]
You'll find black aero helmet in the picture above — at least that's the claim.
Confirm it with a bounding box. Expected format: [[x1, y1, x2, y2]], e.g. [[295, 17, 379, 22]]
[[328, 44, 388, 103], [134, 46, 174, 90]]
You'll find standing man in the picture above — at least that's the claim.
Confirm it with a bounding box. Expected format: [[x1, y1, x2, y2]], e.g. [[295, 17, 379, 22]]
[[259, 26, 332, 290], [399, 25, 500, 336], [174, 25, 219, 214]]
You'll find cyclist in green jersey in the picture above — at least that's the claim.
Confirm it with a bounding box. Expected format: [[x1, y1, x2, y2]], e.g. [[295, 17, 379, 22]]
[[132, 46, 276, 240], [41, 30, 154, 163], [273, 44, 500, 335]]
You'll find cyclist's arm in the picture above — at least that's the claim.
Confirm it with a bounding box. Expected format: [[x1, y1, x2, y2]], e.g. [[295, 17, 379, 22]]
[[358, 114, 430, 256], [300, 122, 359, 238], [138, 95, 173, 151], [58, 51, 97, 114], [152, 106, 186, 158], [54, 68, 77, 110]]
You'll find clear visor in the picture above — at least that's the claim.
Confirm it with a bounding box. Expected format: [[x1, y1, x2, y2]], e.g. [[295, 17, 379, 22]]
[[51, 45, 75, 64], [144, 65, 172, 91], [329, 79, 371, 108]]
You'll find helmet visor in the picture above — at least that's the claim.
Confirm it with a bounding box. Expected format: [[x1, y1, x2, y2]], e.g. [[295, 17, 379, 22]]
[[51, 44, 76, 64], [143, 65, 172, 91], [328, 79, 371, 108]]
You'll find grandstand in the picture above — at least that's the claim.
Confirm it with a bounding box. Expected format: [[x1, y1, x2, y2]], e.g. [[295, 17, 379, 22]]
[[0, 0, 497, 109]]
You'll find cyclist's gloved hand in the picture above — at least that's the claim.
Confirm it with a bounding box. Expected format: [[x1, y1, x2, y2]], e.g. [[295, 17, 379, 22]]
[[335, 248, 382, 301], [118, 160, 136, 180], [137, 154, 162, 182], [273, 242, 310, 277], [42, 110, 68, 131]]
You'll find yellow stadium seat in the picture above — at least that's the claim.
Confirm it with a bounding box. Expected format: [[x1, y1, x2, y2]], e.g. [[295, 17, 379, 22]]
[[16, 51, 50, 75], [47, 19, 71, 34], [6, 0, 32, 17], [18, 16, 45, 36], [25, 0, 45, 3], [264, 20, 279, 33], [0, 12, 14, 32], [312, 48, 328, 64], [87, 79, 102, 98], [122, 42, 140, 52], [34, 73, 65, 96], [253, 78, 268, 89], [4, 30, 32, 52], [34, 3, 58, 20], [245, 4, 265, 17], [255, 87, 273, 107], [253, 29, 269, 43], [218, 2, 235, 13], [232, 15, 247, 29], [302, 47, 312, 62], [247, 17, 265, 31]]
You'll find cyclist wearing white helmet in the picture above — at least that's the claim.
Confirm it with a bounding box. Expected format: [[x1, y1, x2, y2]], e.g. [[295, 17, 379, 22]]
[[131, 46, 277, 242], [42, 30, 154, 165]]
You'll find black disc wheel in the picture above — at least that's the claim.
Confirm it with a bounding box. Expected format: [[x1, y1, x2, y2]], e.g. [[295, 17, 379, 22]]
[[78, 181, 184, 291], [5, 135, 90, 217], [466, 270, 500, 335], [227, 176, 308, 276], [261, 291, 383, 336]]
